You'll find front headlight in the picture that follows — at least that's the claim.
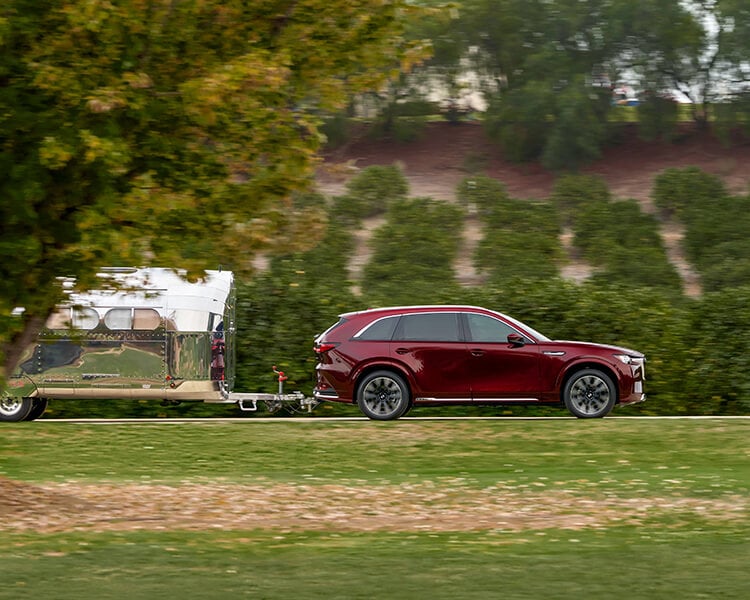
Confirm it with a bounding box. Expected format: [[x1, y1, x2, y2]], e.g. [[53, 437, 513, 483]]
[[615, 354, 645, 366], [615, 354, 646, 378], [614, 354, 634, 365]]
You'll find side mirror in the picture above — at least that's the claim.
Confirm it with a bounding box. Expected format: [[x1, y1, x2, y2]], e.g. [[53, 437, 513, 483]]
[[507, 333, 526, 347]]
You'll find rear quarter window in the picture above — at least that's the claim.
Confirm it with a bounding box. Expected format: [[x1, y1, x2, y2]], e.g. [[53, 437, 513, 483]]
[[355, 315, 400, 341], [318, 317, 349, 340]]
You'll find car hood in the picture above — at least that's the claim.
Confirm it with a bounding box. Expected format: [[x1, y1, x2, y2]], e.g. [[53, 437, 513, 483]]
[[548, 340, 644, 358]]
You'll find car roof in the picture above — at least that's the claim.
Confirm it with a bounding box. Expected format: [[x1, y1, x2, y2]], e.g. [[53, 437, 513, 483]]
[[340, 305, 495, 319]]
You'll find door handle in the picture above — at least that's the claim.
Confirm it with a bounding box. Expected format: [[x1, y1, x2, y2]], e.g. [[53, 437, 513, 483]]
[[470, 349, 485, 357], [395, 348, 411, 355]]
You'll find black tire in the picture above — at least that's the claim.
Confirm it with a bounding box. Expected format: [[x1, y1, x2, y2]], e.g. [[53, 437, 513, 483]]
[[356, 370, 411, 421], [0, 396, 34, 422], [563, 369, 616, 418], [23, 398, 49, 421]]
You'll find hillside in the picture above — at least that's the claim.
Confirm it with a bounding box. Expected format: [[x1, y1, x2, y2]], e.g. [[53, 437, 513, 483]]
[[316, 122, 750, 296]]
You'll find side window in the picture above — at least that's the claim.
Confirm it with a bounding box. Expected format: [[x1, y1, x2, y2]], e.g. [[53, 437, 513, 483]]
[[395, 313, 461, 342], [133, 308, 161, 330], [466, 313, 524, 343], [104, 308, 161, 330], [72, 308, 100, 330], [104, 308, 132, 330], [356, 316, 400, 341], [45, 307, 99, 330]]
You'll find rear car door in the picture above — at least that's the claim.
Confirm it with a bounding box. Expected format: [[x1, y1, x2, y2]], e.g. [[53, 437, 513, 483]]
[[391, 312, 471, 400]]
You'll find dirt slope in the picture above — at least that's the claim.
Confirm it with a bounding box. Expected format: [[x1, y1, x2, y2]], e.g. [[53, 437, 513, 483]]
[[318, 122, 750, 202], [316, 122, 750, 296]]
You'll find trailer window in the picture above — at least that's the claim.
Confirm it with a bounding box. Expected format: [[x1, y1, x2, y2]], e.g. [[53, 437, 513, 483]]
[[46, 307, 99, 330], [72, 307, 100, 330], [133, 308, 161, 330], [104, 308, 161, 330], [104, 309, 132, 330]]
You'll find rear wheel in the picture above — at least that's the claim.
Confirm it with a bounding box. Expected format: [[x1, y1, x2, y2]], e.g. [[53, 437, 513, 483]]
[[563, 369, 616, 418], [0, 396, 34, 422], [357, 371, 410, 421]]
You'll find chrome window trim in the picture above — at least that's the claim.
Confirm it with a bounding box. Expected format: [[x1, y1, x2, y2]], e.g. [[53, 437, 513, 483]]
[[345, 306, 549, 343]]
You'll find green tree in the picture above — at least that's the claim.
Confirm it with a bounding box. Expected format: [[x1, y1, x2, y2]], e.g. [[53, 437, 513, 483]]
[[0, 0, 427, 378], [458, 0, 616, 169], [422, 0, 750, 167]]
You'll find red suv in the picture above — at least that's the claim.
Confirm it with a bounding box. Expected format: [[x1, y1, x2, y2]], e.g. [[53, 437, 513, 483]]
[[314, 305, 645, 420]]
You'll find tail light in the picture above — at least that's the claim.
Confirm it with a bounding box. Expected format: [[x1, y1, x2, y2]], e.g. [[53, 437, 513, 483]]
[[314, 342, 338, 355]]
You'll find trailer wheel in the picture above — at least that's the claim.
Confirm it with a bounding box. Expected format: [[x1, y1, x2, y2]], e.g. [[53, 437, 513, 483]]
[[356, 370, 410, 421], [24, 398, 49, 421], [0, 396, 34, 422]]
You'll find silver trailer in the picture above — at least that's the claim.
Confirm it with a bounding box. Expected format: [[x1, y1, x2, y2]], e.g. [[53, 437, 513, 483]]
[[1, 268, 313, 421]]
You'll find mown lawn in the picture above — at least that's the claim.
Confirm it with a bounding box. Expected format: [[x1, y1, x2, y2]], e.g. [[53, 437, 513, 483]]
[[1, 419, 748, 599]]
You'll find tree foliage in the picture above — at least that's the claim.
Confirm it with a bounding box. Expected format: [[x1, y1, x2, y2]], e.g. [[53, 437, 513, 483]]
[[0, 0, 427, 376], [410, 0, 750, 168]]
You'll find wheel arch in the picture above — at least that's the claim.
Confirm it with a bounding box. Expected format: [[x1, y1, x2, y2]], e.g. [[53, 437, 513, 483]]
[[559, 361, 620, 404], [354, 363, 414, 405]]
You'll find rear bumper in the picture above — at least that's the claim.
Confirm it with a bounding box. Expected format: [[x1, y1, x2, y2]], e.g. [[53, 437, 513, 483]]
[[313, 387, 342, 402]]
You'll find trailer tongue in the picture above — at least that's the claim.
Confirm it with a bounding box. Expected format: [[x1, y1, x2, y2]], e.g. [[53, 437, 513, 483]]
[[230, 367, 318, 414]]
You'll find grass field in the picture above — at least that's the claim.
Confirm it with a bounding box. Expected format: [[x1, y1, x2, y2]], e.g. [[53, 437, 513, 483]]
[[1, 419, 748, 599]]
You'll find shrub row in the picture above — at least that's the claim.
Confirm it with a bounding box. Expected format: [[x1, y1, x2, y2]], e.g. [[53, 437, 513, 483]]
[[361, 197, 465, 304], [554, 175, 682, 293], [653, 167, 750, 290], [457, 176, 562, 283], [233, 273, 750, 416], [228, 167, 750, 416]]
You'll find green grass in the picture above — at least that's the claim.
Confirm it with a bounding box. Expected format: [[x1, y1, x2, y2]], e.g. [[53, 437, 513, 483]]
[[1, 419, 749, 599], [4, 527, 748, 599]]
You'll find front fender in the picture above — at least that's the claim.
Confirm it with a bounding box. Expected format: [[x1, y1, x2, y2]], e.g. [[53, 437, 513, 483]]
[[555, 357, 622, 393]]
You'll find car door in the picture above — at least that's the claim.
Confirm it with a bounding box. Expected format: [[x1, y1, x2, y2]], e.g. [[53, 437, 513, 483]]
[[464, 312, 541, 400], [391, 312, 471, 400]]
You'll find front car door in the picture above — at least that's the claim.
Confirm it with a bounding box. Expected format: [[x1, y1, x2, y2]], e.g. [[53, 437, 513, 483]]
[[464, 312, 541, 400]]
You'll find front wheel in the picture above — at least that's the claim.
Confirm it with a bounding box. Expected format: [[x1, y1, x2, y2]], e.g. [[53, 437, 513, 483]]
[[356, 371, 411, 421], [0, 396, 34, 422], [563, 369, 616, 418]]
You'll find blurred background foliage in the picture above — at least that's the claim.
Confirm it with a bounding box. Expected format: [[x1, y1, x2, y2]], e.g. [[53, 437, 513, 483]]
[[45, 164, 750, 418], [232, 165, 750, 418]]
